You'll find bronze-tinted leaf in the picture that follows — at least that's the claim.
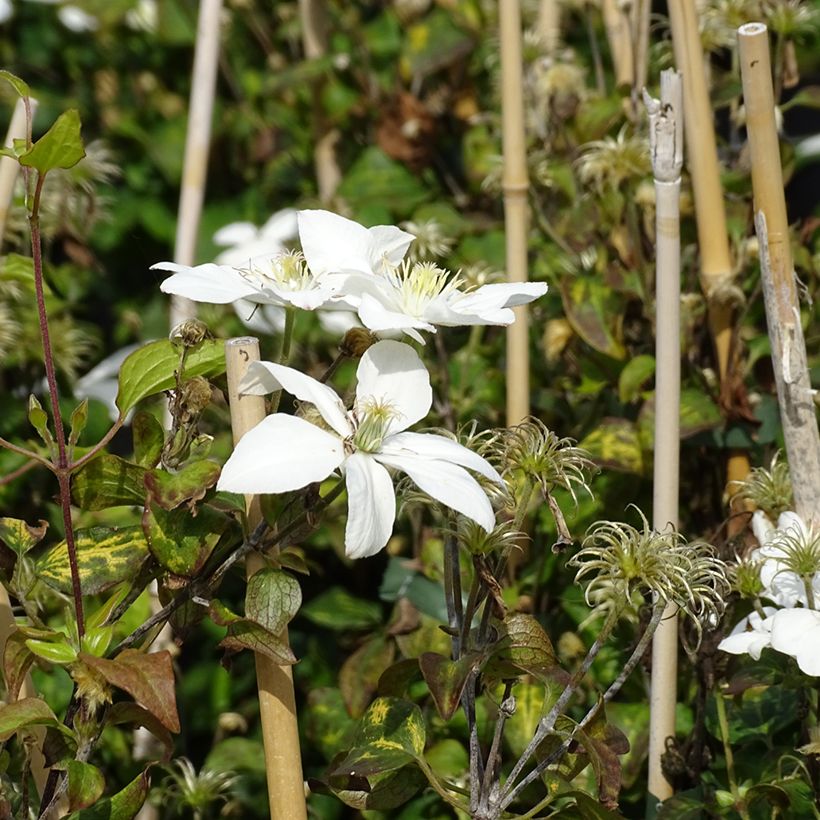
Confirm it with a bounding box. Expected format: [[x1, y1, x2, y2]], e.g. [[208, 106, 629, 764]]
[[66, 760, 105, 811], [2, 631, 35, 701], [0, 697, 69, 742], [106, 702, 174, 761], [340, 636, 396, 718], [79, 649, 180, 733], [71, 455, 147, 510], [132, 411, 164, 468], [144, 461, 221, 511], [66, 768, 151, 819], [418, 652, 480, 721], [245, 568, 302, 635]]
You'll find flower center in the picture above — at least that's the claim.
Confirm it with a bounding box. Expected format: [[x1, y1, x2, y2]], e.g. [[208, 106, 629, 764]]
[[385, 260, 462, 316], [352, 398, 398, 453], [241, 250, 314, 292]]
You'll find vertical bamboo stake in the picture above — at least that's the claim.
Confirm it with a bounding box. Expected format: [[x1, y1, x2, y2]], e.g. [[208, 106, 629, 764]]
[[500, 0, 531, 426], [644, 70, 684, 806], [536, 0, 561, 53], [169, 0, 223, 329], [299, 0, 341, 203], [667, 0, 752, 511], [738, 24, 820, 524], [602, 0, 634, 91], [224, 337, 307, 820], [0, 95, 53, 804]]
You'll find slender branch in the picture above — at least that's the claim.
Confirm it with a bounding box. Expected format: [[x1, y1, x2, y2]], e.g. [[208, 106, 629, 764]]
[[69, 416, 125, 471], [443, 534, 463, 660], [0, 458, 39, 485], [0, 439, 52, 469], [479, 682, 515, 810]]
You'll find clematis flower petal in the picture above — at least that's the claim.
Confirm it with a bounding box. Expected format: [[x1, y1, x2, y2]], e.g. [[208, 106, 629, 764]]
[[751, 510, 775, 547], [154, 262, 260, 304], [343, 453, 396, 559], [358, 293, 437, 337], [718, 608, 776, 660], [776, 511, 809, 540], [375, 451, 496, 532], [770, 608, 820, 676], [233, 301, 286, 335], [217, 414, 344, 494], [355, 341, 432, 435], [239, 362, 352, 438], [298, 210, 414, 277], [381, 431, 503, 485], [213, 221, 258, 247], [451, 282, 549, 315]]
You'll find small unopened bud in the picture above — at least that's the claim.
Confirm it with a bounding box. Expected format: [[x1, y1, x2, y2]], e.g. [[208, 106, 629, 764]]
[[179, 376, 213, 416], [170, 319, 213, 348], [340, 327, 377, 358]]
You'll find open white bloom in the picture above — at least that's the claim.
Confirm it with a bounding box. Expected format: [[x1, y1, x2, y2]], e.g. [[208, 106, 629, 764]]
[[153, 249, 347, 314], [217, 340, 502, 559], [298, 210, 548, 342], [770, 608, 820, 676], [718, 607, 776, 660], [213, 209, 298, 267]]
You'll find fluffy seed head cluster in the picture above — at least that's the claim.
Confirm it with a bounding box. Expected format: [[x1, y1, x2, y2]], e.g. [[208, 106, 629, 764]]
[[730, 554, 767, 599], [570, 511, 730, 638], [764, 0, 819, 38], [493, 418, 595, 503], [731, 452, 793, 519], [576, 127, 651, 193], [401, 219, 455, 262], [769, 521, 820, 580]]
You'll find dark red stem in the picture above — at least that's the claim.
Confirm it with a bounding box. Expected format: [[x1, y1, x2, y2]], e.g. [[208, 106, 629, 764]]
[[29, 173, 85, 637]]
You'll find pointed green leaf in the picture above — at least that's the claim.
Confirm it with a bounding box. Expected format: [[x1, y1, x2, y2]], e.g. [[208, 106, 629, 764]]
[[71, 455, 147, 510], [418, 652, 480, 721], [504, 683, 546, 758], [145, 503, 231, 577], [116, 339, 226, 414], [0, 517, 48, 556], [67, 761, 105, 811], [0, 70, 30, 98], [28, 394, 54, 449], [25, 638, 78, 665], [144, 460, 221, 511], [20, 109, 85, 173], [0, 697, 66, 741], [37, 526, 150, 596], [132, 411, 164, 468], [318, 764, 426, 810], [486, 614, 568, 684], [618, 355, 655, 404], [332, 697, 426, 777], [560, 275, 626, 360], [66, 769, 151, 820], [340, 636, 395, 718], [246, 568, 302, 635], [79, 649, 179, 733], [68, 399, 90, 451], [579, 418, 645, 476], [301, 586, 383, 631]]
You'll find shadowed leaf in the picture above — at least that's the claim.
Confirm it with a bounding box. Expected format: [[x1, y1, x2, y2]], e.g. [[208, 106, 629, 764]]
[[106, 703, 174, 761], [132, 411, 164, 468], [418, 652, 481, 721], [2, 631, 35, 701], [316, 764, 426, 810], [71, 455, 147, 510], [67, 761, 105, 811], [66, 768, 151, 820], [0, 517, 48, 556], [144, 461, 221, 511], [340, 636, 396, 718]]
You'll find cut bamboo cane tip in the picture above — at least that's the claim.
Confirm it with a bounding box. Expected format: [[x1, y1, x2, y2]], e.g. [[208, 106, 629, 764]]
[[738, 22, 767, 35]]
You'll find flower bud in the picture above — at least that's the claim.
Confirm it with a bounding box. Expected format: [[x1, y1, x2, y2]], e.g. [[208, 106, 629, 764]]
[[170, 319, 212, 348], [340, 327, 377, 358]]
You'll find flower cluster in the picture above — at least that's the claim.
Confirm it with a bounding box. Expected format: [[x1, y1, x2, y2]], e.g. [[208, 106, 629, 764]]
[[719, 511, 820, 676], [154, 210, 548, 559]]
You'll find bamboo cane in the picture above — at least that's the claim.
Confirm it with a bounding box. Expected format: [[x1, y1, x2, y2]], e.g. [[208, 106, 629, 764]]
[[644, 70, 684, 806], [299, 0, 341, 203], [602, 0, 634, 91], [738, 24, 820, 524], [536, 0, 561, 53], [0, 94, 53, 805], [169, 0, 223, 330], [667, 0, 752, 515], [499, 0, 531, 426], [224, 337, 307, 820]]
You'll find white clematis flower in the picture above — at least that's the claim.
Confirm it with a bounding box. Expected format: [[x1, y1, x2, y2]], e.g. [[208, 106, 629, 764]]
[[217, 340, 502, 559], [213, 209, 298, 267], [770, 608, 820, 676], [297, 209, 548, 342], [718, 607, 776, 660]]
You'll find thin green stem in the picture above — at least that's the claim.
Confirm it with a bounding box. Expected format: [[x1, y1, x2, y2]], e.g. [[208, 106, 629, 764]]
[[444, 534, 463, 660], [69, 416, 125, 471], [0, 438, 53, 469], [715, 687, 752, 820]]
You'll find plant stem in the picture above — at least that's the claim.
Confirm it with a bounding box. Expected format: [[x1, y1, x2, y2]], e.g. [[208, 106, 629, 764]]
[[444, 534, 464, 660], [479, 681, 514, 810], [69, 416, 125, 471], [0, 438, 53, 469], [715, 688, 752, 820], [29, 172, 84, 638]]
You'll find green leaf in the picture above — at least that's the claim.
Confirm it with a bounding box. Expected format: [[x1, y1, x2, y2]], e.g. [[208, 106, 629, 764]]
[[246, 568, 302, 634], [28, 394, 54, 449], [68, 399, 90, 451], [319, 765, 426, 811], [504, 683, 545, 758], [579, 418, 645, 476], [424, 739, 468, 780], [485, 614, 567, 684], [66, 769, 151, 820], [67, 760, 105, 811], [0, 70, 31, 99], [0, 697, 68, 742], [560, 275, 626, 360], [402, 9, 474, 78], [340, 636, 396, 718], [145, 504, 231, 578], [25, 638, 78, 665], [132, 411, 164, 468], [639, 389, 722, 442], [71, 455, 147, 510], [116, 339, 226, 415], [304, 688, 357, 761], [2, 631, 35, 701], [20, 109, 85, 173], [418, 652, 480, 721], [144, 460, 221, 511], [37, 526, 150, 596], [0, 516, 48, 556], [302, 587, 383, 631], [79, 649, 180, 733], [618, 355, 655, 404], [209, 601, 298, 665], [332, 697, 426, 777]]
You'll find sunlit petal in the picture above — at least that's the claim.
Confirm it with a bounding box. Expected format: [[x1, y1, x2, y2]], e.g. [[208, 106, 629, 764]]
[[344, 453, 396, 559], [154, 262, 259, 304]]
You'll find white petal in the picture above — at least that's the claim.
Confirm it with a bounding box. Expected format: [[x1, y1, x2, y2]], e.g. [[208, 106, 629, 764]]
[[752, 510, 775, 548], [355, 341, 431, 435], [450, 282, 548, 315], [213, 221, 258, 247], [239, 362, 352, 438], [717, 609, 776, 660], [259, 209, 298, 243], [776, 511, 808, 541], [217, 414, 344, 494], [376, 451, 496, 532], [381, 431, 503, 485], [367, 225, 415, 267], [343, 453, 396, 559], [233, 301, 286, 335], [771, 608, 820, 676], [155, 262, 258, 304], [358, 292, 436, 334], [298, 210, 378, 276]]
